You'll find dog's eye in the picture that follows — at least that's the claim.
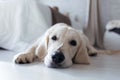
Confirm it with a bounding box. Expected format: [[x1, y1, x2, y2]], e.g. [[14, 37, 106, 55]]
[[69, 40, 77, 46], [51, 35, 57, 41]]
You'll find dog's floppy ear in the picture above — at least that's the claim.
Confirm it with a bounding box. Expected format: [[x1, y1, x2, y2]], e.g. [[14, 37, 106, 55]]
[[36, 26, 55, 61], [73, 32, 90, 64]]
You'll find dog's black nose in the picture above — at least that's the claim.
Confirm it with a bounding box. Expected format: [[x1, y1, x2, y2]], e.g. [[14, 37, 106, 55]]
[[52, 52, 65, 64]]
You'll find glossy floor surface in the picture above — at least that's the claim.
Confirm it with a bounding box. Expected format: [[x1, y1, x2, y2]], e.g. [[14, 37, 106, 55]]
[[0, 50, 120, 80]]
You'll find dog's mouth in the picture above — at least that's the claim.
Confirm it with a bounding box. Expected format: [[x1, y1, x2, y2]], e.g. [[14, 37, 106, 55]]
[[49, 62, 64, 68], [48, 62, 65, 68]]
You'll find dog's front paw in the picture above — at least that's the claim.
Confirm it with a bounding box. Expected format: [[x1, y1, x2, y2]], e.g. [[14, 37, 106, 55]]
[[14, 52, 35, 64], [88, 49, 97, 57], [88, 52, 97, 57]]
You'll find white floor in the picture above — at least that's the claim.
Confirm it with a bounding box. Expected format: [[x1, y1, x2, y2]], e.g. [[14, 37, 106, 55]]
[[0, 50, 120, 80]]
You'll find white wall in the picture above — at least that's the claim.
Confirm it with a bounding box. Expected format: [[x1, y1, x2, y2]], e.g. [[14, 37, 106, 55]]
[[40, 0, 89, 30]]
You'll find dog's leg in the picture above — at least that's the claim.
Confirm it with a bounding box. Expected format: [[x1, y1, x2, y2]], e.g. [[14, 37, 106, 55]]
[[83, 34, 98, 57], [14, 44, 37, 64], [87, 45, 98, 57]]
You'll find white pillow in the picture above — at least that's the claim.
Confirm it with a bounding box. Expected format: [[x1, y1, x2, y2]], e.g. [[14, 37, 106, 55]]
[[104, 20, 120, 50]]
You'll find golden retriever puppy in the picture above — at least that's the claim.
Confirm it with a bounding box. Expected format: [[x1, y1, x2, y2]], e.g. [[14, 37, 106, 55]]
[[14, 23, 117, 68]]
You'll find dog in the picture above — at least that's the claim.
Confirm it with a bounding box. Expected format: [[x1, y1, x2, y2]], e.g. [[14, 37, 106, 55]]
[[14, 23, 104, 68], [14, 23, 120, 68]]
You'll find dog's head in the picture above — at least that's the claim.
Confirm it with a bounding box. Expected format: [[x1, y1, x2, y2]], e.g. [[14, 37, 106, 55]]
[[37, 23, 89, 68]]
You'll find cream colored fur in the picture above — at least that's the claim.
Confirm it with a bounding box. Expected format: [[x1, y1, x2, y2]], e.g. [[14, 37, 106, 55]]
[[14, 23, 120, 68]]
